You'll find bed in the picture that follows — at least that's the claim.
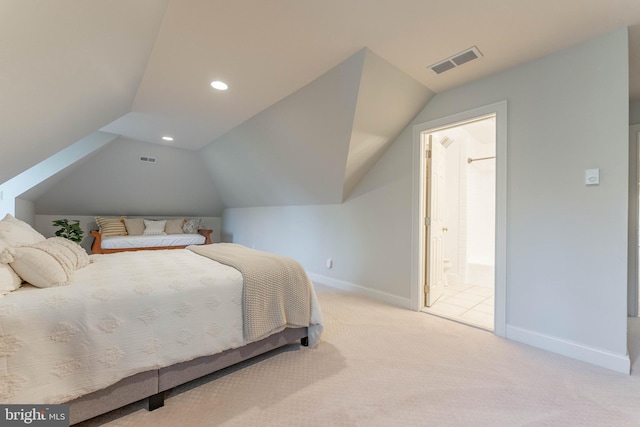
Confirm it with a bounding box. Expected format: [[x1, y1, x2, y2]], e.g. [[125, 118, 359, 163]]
[[0, 215, 323, 425], [90, 217, 213, 254], [90, 229, 213, 254]]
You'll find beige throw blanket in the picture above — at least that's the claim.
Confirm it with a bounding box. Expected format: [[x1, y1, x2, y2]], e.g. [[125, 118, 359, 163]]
[[188, 243, 311, 342]]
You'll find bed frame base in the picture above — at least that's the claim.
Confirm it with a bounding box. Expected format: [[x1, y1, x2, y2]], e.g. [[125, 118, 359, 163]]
[[147, 392, 165, 411], [68, 327, 308, 425]]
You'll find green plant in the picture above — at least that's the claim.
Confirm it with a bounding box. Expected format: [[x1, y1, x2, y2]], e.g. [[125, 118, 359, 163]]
[[52, 219, 84, 243]]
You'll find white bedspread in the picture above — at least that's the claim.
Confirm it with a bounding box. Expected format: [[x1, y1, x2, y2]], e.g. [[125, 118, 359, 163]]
[[101, 233, 205, 249], [0, 249, 322, 404]]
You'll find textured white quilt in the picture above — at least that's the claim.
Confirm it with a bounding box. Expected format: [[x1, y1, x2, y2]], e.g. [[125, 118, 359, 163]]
[[0, 248, 322, 404]]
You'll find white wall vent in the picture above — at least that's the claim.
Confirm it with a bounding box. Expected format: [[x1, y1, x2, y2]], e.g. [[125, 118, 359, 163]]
[[139, 156, 157, 164], [428, 46, 483, 75]]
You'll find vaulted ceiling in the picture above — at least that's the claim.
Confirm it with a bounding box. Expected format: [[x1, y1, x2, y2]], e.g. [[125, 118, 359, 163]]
[[3, 0, 640, 211]]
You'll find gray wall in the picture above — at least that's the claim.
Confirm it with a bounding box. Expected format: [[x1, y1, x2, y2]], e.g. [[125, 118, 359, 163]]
[[222, 29, 630, 370], [14, 198, 35, 226], [222, 126, 415, 306], [34, 137, 224, 216], [631, 99, 640, 124]]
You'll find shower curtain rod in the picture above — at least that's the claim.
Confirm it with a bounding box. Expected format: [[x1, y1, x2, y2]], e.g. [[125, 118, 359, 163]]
[[467, 156, 495, 164]]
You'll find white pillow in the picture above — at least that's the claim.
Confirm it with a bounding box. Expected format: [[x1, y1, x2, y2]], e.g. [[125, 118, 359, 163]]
[[0, 238, 22, 294], [6, 246, 69, 288], [1, 237, 88, 288], [0, 214, 46, 248], [143, 219, 167, 236], [48, 237, 90, 269], [0, 263, 22, 295], [0, 238, 8, 252]]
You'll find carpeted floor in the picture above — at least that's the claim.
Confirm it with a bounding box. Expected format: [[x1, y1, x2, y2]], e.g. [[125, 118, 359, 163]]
[[77, 284, 640, 426]]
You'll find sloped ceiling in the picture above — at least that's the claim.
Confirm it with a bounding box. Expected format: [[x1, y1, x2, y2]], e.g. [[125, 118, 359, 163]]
[[102, 0, 640, 153], [0, 0, 169, 184], [3, 1, 640, 214], [200, 49, 433, 207], [343, 51, 434, 200], [200, 50, 364, 208]]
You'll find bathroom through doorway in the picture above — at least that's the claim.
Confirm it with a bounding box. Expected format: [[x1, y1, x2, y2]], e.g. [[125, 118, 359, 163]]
[[422, 115, 496, 331]]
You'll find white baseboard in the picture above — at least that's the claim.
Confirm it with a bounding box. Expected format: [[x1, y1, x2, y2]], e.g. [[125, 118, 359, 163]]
[[308, 272, 630, 374], [506, 325, 630, 374], [308, 273, 411, 310]]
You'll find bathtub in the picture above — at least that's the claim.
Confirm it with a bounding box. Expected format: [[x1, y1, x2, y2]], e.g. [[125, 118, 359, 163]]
[[466, 262, 494, 288]]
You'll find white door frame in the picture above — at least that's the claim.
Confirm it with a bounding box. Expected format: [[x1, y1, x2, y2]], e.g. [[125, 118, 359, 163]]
[[629, 125, 640, 317], [411, 101, 507, 337]]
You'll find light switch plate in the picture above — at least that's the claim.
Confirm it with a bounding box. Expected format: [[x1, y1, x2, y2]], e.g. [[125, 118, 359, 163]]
[[585, 168, 599, 186]]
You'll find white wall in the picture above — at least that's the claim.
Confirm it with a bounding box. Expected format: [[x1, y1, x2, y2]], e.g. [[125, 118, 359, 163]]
[[0, 131, 118, 219], [31, 137, 224, 216], [222, 124, 415, 307], [422, 29, 629, 371], [223, 29, 630, 371]]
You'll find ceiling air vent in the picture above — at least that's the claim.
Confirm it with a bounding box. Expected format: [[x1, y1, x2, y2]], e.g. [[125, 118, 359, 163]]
[[139, 156, 157, 164], [428, 46, 483, 75]]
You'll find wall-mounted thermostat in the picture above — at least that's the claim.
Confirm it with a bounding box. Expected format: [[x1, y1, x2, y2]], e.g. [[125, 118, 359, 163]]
[[585, 168, 600, 186]]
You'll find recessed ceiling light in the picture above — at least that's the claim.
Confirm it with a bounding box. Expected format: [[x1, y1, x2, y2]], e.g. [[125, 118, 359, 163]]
[[210, 80, 228, 91], [162, 136, 174, 141]]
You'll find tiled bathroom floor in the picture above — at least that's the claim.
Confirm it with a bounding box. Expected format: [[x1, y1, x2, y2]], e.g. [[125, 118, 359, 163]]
[[422, 282, 494, 331]]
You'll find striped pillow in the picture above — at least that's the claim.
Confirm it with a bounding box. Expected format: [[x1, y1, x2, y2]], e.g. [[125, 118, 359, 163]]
[[95, 217, 127, 237]]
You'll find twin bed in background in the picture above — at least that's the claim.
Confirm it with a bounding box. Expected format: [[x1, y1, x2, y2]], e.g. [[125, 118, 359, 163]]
[[90, 216, 213, 254], [0, 214, 323, 425]]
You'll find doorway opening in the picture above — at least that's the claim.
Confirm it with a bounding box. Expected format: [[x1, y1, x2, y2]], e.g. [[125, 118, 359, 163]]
[[632, 124, 640, 317], [411, 101, 507, 337], [421, 117, 496, 331]]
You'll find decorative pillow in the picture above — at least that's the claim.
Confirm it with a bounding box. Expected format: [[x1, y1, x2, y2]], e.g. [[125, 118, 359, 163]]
[[0, 214, 46, 248], [0, 234, 22, 295], [48, 237, 90, 269], [124, 218, 145, 236], [95, 217, 127, 237], [183, 218, 201, 234], [165, 218, 185, 234], [0, 237, 91, 288], [0, 263, 22, 295], [7, 247, 68, 288], [143, 219, 167, 235]]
